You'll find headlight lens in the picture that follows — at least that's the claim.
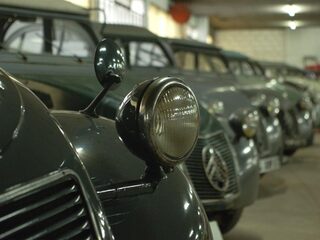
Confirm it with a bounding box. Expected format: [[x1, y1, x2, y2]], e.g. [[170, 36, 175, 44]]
[[267, 98, 280, 117], [242, 110, 260, 138], [230, 109, 259, 138], [150, 86, 199, 162], [116, 77, 200, 167]]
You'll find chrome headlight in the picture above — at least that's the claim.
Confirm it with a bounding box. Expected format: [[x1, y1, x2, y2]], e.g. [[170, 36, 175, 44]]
[[298, 96, 313, 111], [230, 109, 260, 138], [207, 101, 224, 115], [116, 77, 200, 167], [266, 98, 280, 117], [251, 94, 266, 107]]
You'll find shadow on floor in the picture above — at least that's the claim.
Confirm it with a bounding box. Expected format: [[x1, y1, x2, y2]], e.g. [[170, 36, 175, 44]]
[[258, 174, 287, 199], [224, 228, 263, 240]]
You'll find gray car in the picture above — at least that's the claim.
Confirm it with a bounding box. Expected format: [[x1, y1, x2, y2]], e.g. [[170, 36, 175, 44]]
[[260, 61, 320, 129], [221, 50, 314, 155]]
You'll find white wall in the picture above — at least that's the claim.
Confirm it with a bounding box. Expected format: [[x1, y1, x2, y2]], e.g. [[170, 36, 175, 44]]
[[215, 29, 285, 62], [215, 27, 320, 68], [285, 27, 320, 67]]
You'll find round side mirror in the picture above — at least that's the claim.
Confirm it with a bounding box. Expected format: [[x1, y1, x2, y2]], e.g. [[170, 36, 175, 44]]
[[94, 38, 126, 87]]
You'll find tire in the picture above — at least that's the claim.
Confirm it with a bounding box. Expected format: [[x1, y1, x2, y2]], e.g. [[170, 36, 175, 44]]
[[207, 208, 243, 234], [306, 133, 314, 146], [284, 148, 297, 156]]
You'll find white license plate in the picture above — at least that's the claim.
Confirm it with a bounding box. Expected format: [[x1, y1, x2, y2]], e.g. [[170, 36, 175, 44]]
[[260, 156, 281, 174]]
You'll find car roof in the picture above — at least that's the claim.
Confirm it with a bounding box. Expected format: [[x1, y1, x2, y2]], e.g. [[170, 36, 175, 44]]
[[221, 50, 249, 60], [0, 0, 89, 18], [259, 60, 287, 68], [102, 24, 158, 39], [165, 38, 221, 52]]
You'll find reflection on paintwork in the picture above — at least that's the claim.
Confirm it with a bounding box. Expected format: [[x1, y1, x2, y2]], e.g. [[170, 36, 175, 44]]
[[0, 80, 4, 90]]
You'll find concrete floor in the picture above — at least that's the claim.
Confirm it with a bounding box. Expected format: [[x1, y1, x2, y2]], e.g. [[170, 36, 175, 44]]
[[215, 134, 320, 240]]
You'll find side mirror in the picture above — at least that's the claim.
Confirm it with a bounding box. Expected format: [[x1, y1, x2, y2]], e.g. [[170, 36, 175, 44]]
[[94, 38, 126, 87], [81, 39, 126, 117]]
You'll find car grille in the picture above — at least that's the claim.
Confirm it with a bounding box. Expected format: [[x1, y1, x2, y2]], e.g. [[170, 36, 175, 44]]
[[0, 174, 96, 240], [185, 131, 239, 200]]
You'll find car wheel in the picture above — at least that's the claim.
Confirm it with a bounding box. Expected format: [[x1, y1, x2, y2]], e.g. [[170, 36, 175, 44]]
[[207, 208, 243, 234], [284, 148, 297, 156], [306, 133, 314, 146]]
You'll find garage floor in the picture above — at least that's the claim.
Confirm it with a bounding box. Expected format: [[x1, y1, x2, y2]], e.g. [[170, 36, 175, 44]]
[[217, 133, 320, 240]]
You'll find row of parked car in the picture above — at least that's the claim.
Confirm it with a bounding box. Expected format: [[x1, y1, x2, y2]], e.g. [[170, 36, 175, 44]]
[[1, 1, 319, 239]]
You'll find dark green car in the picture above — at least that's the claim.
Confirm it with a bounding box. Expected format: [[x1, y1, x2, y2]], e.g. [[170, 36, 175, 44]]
[[165, 38, 284, 174], [0, 1, 259, 233], [0, 36, 214, 239]]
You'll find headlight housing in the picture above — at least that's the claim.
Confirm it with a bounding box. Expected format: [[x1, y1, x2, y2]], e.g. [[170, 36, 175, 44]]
[[207, 101, 224, 115], [266, 98, 280, 117], [298, 96, 313, 111], [230, 109, 260, 138], [116, 77, 200, 167]]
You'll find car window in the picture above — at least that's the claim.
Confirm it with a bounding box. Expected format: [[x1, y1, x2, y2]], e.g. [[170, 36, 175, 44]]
[[198, 54, 211, 72], [199, 54, 228, 73], [128, 41, 169, 67], [241, 61, 255, 76], [174, 50, 195, 71], [252, 63, 264, 76], [52, 20, 95, 57], [228, 60, 242, 76], [4, 18, 44, 54]]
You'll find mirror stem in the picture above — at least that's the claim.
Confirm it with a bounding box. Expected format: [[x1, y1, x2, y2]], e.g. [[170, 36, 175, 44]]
[[80, 73, 120, 117]]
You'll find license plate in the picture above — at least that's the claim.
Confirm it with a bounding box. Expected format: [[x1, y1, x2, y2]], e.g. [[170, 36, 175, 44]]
[[260, 156, 281, 174]]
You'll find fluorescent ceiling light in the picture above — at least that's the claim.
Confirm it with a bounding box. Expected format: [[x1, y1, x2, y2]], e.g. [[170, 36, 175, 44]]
[[283, 4, 299, 17], [289, 20, 297, 30]]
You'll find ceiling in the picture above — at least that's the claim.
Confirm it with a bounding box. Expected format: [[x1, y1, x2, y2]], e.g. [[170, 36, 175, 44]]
[[177, 0, 320, 29]]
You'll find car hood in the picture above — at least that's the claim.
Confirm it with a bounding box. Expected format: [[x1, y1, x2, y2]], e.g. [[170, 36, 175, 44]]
[[53, 111, 212, 240], [233, 75, 301, 109]]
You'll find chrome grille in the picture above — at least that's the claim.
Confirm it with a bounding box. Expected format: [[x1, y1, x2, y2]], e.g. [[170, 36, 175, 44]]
[[186, 132, 239, 200], [0, 175, 96, 240]]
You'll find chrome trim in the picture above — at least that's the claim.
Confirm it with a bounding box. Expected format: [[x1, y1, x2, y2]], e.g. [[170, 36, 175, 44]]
[[138, 76, 200, 166], [196, 131, 241, 201], [0, 170, 103, 240]]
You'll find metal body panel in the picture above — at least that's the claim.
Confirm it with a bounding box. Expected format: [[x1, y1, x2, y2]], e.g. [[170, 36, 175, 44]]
[[53, 111, 212, 240], [0, 73, 112, 239]]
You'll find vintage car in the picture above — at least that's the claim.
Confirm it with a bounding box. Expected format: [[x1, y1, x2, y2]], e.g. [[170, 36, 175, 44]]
[[260, 61, 320, 128], [165, 38, 284, 174], [220, 50, 315, 155], [0, 1, 259, 233], [0, 38, 214, 239]]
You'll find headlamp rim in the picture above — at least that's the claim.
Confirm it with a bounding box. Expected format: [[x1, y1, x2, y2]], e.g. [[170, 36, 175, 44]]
[[138, 77, 200, 166], [241, 110, 259, 138]]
